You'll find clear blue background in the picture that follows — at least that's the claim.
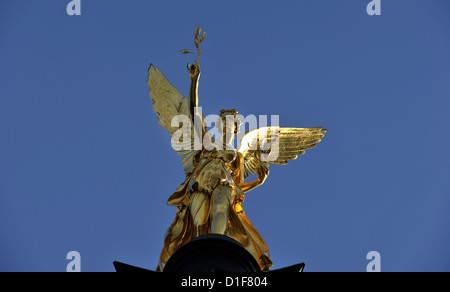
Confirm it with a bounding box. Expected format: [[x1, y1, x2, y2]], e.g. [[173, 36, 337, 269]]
[[1, 0, 449, 272]]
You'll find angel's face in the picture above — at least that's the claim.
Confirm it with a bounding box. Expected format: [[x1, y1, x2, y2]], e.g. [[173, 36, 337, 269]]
[[216, 117, 240, 136]]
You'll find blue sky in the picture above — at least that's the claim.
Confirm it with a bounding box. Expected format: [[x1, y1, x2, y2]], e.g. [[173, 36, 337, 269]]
[[0, 0, 449, 272]]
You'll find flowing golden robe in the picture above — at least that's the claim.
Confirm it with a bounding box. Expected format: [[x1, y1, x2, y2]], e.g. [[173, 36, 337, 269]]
[[156, 148, 272, 271]]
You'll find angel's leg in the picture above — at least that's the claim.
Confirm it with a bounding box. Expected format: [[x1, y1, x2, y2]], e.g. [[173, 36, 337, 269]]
[[190, 191, 209, 237], [211, 185, 233, 235]]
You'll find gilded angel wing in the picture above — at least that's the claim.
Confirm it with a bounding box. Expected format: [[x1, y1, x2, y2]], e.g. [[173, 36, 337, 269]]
[[238, 127, 327, 178], [147, 64, 204, 174]]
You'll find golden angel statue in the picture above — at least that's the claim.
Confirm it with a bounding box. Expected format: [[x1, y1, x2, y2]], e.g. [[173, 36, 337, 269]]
[[147, 28, 326, 271]]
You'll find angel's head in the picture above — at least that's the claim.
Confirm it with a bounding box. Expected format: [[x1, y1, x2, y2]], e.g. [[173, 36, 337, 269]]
[[216, 109, 243, 138]]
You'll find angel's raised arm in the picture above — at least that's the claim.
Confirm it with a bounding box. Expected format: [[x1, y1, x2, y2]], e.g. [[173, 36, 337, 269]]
[[187, 60, 203, 138]]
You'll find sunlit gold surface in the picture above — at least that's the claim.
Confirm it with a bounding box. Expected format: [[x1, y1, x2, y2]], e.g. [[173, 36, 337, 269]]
[[147, 27, 326, 271]]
